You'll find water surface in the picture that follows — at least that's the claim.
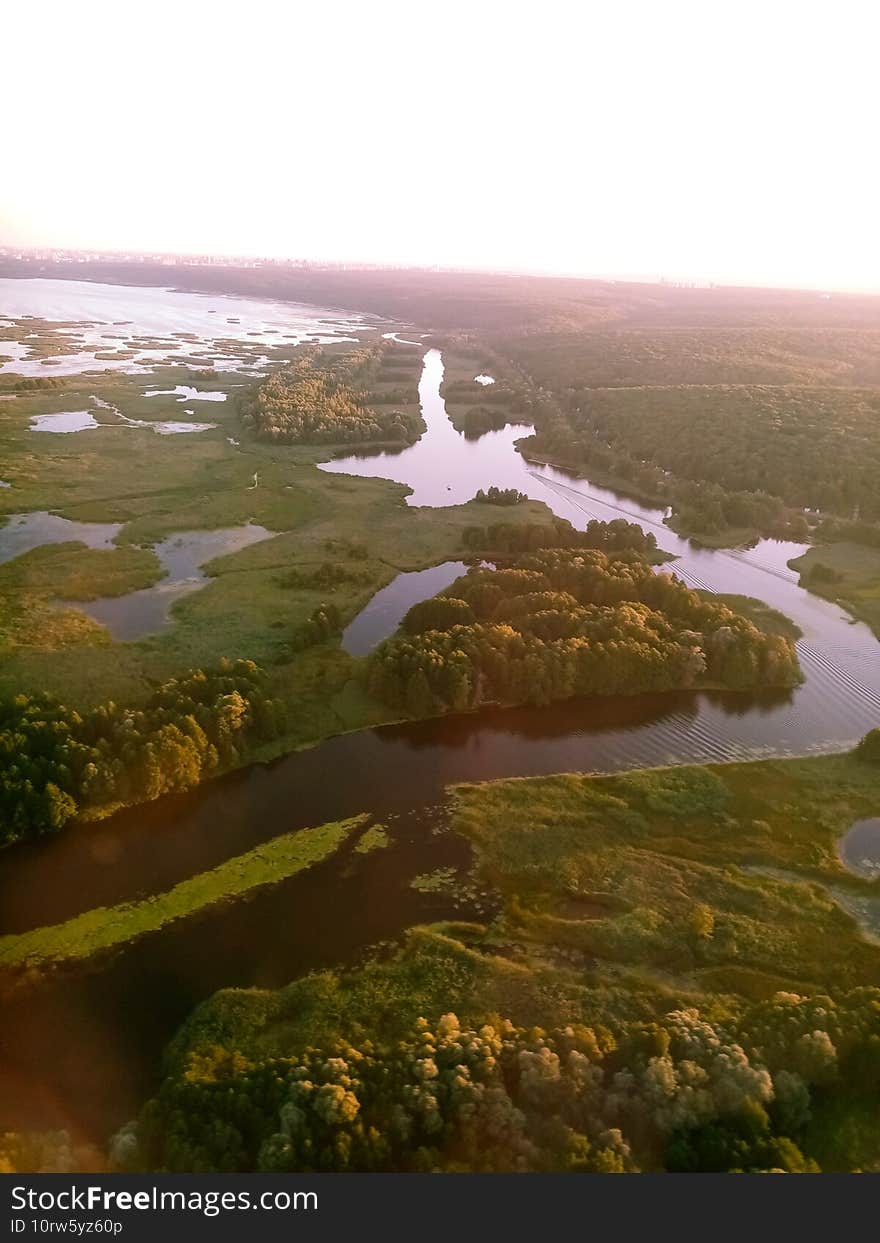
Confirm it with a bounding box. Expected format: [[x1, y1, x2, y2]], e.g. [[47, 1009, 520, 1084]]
[[341, 561, 470, 656], [839, 819, 880, 879], [0, 512, 121, 565], [30, 410, 100, 433], [68, 524, 275, 640], [0, 278, 374, 377], [143, 386, 227, 403]]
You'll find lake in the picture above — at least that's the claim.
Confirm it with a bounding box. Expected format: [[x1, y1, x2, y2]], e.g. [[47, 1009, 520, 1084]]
[[0, 278, 372, 377]]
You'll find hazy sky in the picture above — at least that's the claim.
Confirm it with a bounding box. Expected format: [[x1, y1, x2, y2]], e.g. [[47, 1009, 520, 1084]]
[[4, 0, 878, 290]]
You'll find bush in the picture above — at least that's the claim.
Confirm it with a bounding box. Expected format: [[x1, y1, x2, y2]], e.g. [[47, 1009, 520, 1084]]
[[856, 729, 880, 763]]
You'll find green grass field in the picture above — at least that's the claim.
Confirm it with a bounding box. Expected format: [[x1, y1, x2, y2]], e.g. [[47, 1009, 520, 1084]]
[[709, 593, 803, 641]]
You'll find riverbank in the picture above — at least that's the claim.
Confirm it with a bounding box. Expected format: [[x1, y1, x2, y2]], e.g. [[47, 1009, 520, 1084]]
[[789, 542, 880, 641]]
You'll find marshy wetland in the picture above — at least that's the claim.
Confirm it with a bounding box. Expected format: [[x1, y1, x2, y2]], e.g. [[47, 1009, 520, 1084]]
[[1, 275, 879, 1171]]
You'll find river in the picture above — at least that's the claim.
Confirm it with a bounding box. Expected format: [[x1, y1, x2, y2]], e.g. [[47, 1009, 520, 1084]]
[[0, 332, 878, 1148]]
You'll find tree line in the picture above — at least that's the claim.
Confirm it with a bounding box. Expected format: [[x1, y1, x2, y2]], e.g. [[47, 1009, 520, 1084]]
[[461, 515, 659, 557], [522, 406, 811, 541], [471, 486, 528, 506], [366, 546, 800, 716], [0, 659, 286, 846]]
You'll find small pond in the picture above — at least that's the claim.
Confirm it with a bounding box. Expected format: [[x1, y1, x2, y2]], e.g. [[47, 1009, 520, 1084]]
[[30, 411, 100, 433], [143, 386, 227, 403], [839, 819, 880, 879]]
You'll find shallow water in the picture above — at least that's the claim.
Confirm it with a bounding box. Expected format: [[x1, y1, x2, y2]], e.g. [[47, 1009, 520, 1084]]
[[87, 392, 216, 436], [68, 524, 275, 640], [143, 421, 217, 435], [143, 385, 227, 402], [0, 512, 121, 565]]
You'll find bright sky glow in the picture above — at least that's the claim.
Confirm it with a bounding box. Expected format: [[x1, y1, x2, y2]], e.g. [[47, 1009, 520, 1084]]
[[4, 0, 879, 290]]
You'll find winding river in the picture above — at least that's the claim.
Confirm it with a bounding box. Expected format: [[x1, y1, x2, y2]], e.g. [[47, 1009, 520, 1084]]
[[1, 336, 878, 1147]]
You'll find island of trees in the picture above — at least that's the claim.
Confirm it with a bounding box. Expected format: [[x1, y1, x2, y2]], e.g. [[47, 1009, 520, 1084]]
[[367, 544, 800, 716], [238, 344, 421, 445]]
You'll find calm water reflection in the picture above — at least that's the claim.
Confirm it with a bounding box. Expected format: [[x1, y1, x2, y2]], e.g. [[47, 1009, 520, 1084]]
[[341, 561, 470, 656], [0, 511, 121, 565]]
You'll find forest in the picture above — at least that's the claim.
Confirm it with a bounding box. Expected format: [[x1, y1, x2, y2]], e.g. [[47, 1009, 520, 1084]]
[[576, 385, 880, 523], [0, 659, 286, 846], [119, 993, 879, 1173], [521, 401, 814, 542], [505, 327, 880, 390], [366, 547, 800, 715], [237, 344, 420, 445]]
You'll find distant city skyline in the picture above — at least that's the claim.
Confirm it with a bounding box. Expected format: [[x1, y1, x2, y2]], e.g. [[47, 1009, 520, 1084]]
[[4, 244, 877, 300], [4, 0, 879, 294]]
